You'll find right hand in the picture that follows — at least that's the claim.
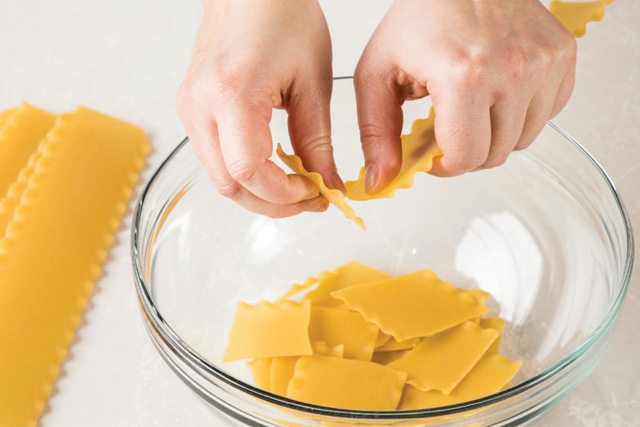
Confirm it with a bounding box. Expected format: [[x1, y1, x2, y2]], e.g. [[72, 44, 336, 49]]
[[177, 0, 343, 218]]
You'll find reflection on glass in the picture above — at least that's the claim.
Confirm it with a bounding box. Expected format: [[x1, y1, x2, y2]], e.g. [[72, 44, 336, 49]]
[[455, 211, 543, 325]]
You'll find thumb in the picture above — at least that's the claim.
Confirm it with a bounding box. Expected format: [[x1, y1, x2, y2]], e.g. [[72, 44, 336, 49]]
[[354, 63, 404, 194], [287, 75, 345, 192]]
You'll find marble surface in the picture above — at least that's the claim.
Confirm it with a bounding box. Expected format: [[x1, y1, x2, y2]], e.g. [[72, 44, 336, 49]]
[[0, 1, 638, 426]]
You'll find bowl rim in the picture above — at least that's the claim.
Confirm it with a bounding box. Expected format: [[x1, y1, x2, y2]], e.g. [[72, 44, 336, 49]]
[[131, 81, 634, 420]]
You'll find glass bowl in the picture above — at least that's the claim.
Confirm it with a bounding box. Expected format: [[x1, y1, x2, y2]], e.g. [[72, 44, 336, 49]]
[[131, 78, 634, 426]]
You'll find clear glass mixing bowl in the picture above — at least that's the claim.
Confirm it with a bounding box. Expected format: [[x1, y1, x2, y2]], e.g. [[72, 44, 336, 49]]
[[132, 77, 633, 426]]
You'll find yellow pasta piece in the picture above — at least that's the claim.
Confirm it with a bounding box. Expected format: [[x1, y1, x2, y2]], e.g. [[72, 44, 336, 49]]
[[0, 108, 16, 127], [271, 357, 299, 396], [0, 107, 149, 427], [0, 103, 55, 201], [308, 307, 378, 361], [332, 270, 490, 341], [287, 355, 407, 411], [311, 342, 345, 358], [389, 321, 498, 394], [479, 317, 506, 355], [400, 354, 522, 409], [247, 358, 273, 391], [224, 300, 313, 362], [375, 336, 421, 353], [371, 349, 410, 366], [464, 288, 490, 305], [0, 148, 43, 241], [270, 342, 344, 396], [375, 331, 392, 348], [466, 288, 491, 325], [276, 276, 320, 304], [304, 261, 391, 308], [345, 108, 441, 201], [276, 144, 365, 230], [550, 0, 616, 38]]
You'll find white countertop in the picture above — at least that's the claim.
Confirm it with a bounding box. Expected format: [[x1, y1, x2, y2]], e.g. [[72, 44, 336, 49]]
[[1, 1, 638, 426]]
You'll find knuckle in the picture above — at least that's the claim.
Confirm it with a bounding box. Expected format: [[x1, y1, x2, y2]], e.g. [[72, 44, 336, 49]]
[[537, 35, 576, 69], [301, 134, 333, 154], [358, 124, 386, 151], [227, 159, 260, 184], [483, 154, 509, 169], [211, 72, 244, 105], [562, 36, 578, 65], [450, 51, 488, 89], [176, 77, 201, 115], [503, 45, 528, 81], [354, 58, 393, 89], [534, 42, 556, 67], [213, 179, 241, 199], [208, 58, 261, 106]]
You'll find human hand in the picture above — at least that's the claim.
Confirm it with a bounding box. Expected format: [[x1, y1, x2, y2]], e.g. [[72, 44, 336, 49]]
[[354, 0, 577, 193], [177, 0, 343, 218]]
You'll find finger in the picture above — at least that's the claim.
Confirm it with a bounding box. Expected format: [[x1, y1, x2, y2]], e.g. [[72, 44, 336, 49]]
[[354, 64, 404, 194], [216, 100, 319, 204], [429, 93, 492, 177], [478, 99, 529, 169], [234, 191, 329, 218], [516, 43, 576, 151], [514, 76, 565, 151], [188, 120, 328, 217], [181, 112, 244, 200], [550, 64, 576, 119], [288, 75, 346, 192]]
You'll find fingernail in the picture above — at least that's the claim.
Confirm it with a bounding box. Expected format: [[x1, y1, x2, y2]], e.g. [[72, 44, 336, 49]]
[[364, 163, 379, 194]]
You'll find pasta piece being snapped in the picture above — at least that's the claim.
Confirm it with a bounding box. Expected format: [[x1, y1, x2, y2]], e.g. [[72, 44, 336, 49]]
[[400, 354, 522, 409], [287, 355, 407, 411], [345, 108, 441, 201], [223, 300, 313, 362], [332, 270, 490, 341], [550, 0, 616, 38], [308, 307, 379, 361], [276, 144, 365, 230]]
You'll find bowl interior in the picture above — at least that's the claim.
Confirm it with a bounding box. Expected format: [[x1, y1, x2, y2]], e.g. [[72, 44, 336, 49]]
[[142, 79, 627, 407]]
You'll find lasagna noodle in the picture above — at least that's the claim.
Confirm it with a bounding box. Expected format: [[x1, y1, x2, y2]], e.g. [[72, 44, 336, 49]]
[[0, 107, 149, 427]]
